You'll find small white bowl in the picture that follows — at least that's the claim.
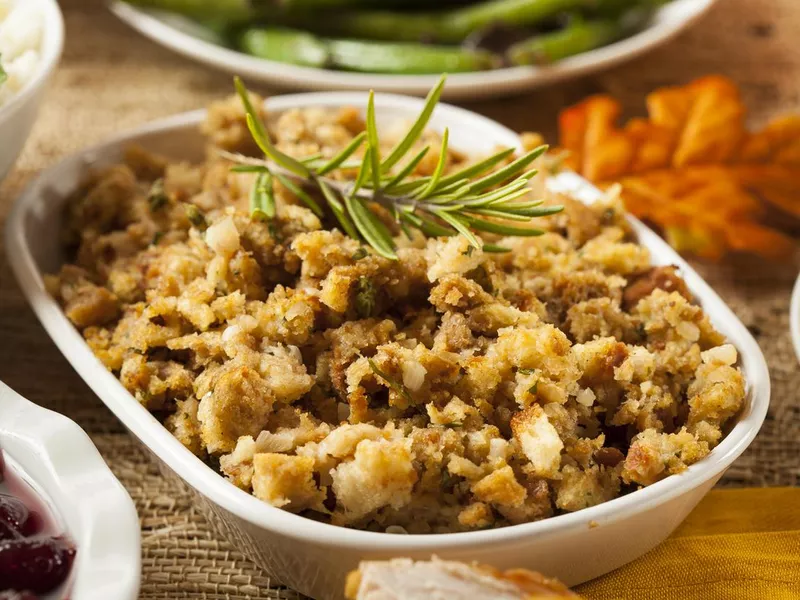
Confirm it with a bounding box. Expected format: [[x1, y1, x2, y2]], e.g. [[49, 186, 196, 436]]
[[0, 382, 141, 600], [5, 92, 770, 600], [0, 0, 64, 181]]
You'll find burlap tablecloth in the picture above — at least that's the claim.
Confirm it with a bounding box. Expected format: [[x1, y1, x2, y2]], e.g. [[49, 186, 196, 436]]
[[0, 0, 798, 597]]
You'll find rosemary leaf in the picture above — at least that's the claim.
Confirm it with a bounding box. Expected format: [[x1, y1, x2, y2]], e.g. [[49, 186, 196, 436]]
[[345, 194, 397, 260], [319, 180, 360, 240], [464, 216, 545, 237], [416, 128, 449, 200], [412, 213, 456, 237], [351, 147, 373, 196], [366, 90, 382, 190], [434, 147, 516, 193], [433, 210, 480, 248], [380, 74, 445, 172], [274, 172, 324, 217], [383, 146, 430, 191], [234, 76, 310, 178], [250, 172, 275, 220], [482, 244, 512, 253], [300, 152, 324, 164], [315, 131, 366, 176], [231, 165, 269, 173], [465, 207, 532, 221], [497, 204, 564, 217], [464, 145, 548, 194], [386, 175, 432, 196]]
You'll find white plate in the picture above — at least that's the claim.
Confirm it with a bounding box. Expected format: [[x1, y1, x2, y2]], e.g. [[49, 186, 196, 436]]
[[109, 0, 717, 99], [0, 382, 141, 600], [5, 92, 769, 600]]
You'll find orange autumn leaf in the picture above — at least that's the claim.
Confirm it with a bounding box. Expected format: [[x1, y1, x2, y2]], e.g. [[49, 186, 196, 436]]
[[558, 75, 799, 261]]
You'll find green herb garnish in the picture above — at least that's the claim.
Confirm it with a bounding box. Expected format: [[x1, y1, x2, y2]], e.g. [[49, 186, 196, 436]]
[[147, 179, 169, 212], [249, 171, 276, 221], [227, 75, 562, 259], [368, 358, 411, 401], [351, 247, 368, 261], [185, 205, 207, 230], [354, 276, 377, 318]]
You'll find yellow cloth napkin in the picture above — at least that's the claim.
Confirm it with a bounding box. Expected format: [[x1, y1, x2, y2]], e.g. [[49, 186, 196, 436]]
[[576, 488, 800, 599]]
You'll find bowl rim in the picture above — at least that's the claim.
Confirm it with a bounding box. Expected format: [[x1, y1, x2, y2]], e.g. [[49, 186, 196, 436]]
[[108, 0, 718, 98], [5, 91, 770, 553], [0, 382, 141, 600], [0, 0, 64, 126]]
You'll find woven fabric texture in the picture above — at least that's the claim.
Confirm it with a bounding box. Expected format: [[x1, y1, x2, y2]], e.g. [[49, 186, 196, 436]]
[[0, 0, 798, 597]]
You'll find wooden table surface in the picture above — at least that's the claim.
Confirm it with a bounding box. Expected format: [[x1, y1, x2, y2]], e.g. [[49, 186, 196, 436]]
[[0, 0, 798, 597]]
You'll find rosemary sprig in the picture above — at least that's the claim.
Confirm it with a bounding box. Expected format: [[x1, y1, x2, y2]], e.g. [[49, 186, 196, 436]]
[[229, 74, 562, 258]]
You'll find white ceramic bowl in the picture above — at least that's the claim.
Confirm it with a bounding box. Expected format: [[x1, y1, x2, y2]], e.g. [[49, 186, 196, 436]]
[[0, 0, 64, 181], [0, 382, 141, 600], [109, 0, 717, 99], [5, 92, 769, 600]]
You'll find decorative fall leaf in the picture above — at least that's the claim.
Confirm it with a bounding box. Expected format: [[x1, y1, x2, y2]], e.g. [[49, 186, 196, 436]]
[[557, 75, 799, 260]]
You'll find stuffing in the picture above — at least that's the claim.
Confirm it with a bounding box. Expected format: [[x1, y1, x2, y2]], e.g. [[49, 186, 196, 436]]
[[49, 101, 745, 533]]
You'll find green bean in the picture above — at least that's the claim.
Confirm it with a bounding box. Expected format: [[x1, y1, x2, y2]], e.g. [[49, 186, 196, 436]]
[[328, 39, 498, 74], [507, 9, 650, 64], [317, 0, 590, 43], [239, 28, 329, 67]]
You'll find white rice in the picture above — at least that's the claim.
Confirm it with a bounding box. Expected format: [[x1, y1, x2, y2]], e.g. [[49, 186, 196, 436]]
[[0, 0, 43, 107]]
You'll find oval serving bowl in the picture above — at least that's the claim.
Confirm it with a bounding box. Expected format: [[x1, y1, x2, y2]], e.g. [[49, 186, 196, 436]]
[[5, 93, 769, 600], [0, 382, 141, 600], [109, 0, 717, 100]]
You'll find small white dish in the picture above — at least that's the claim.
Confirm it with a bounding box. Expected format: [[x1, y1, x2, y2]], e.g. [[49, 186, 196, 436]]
[[0, 0, 64, 181], [5, 92, 769, 600], [791, 274, 800, 363], [0, 382, 141, 600], [109, 0, 717, 100]]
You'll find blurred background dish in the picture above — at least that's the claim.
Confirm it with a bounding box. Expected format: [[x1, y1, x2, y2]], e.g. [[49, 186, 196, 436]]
[[109, 0, 717, 99], [0, 0, 63, 182]]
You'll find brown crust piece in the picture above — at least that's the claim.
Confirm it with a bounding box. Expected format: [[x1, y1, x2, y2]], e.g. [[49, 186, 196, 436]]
[[623, 266, 692, 311]]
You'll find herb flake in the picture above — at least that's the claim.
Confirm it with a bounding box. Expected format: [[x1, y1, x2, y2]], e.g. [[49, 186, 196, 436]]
[[368, 358, 411, 401]]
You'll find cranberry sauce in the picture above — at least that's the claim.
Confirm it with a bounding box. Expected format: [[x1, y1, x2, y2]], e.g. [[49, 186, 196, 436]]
[[0, 451, 76, 598]]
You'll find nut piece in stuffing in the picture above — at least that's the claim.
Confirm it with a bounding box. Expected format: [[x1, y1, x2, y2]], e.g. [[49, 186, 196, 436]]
[[345, 557, 579, 599]]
